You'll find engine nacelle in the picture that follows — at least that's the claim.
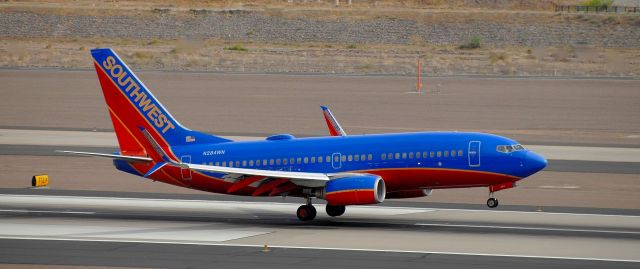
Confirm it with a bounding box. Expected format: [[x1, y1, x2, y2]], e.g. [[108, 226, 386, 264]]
[[386, 189, 432, 199], [317, 175, 386, 205]]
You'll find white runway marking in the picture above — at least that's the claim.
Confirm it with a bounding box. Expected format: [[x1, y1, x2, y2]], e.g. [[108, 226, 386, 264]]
[[0, 236, 638, 263], [0, 223, 271, 242], [538, 185, 581, 189], [414, 223, 640, 235], [0, 209, 95, 214]]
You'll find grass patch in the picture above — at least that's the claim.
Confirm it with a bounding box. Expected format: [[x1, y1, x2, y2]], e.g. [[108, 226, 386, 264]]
[[582, 0, 613, 9], [489, 51, 510, 64], [458, 36, 481, 49], [133, 51, 153, 59], [346, 44, 357, 49], [225, 44, 248, 52]]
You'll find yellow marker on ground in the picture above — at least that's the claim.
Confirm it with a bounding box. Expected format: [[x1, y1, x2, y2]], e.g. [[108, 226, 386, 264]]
[[32, 174, 49, 187]]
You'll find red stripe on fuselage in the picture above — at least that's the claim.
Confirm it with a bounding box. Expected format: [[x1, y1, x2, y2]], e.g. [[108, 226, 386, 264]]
[[361, 168, 519, 191]]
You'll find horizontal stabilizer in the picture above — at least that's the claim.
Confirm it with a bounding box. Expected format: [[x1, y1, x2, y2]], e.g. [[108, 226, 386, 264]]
[[56, 150, 152, 162]]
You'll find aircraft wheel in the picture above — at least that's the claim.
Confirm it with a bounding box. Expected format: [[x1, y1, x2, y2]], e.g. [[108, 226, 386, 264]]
[[487, 198, 499, 208], [326, 205, 346, 217], [297, 205, 317, 221]]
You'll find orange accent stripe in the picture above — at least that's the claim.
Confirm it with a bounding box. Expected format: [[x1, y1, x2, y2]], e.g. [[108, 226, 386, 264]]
[[192, 170, 226, 183], [161, 168, 187, 187], [108, 107, 146, 151], [326, 189, 374, 195]]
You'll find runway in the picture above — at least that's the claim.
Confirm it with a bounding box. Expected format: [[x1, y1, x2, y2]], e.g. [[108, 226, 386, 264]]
[[0, 193, 639, 268], [1, 70, 639, 268]]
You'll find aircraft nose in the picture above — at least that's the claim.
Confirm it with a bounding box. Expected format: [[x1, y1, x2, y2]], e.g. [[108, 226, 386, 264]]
[[525, 151, 547, 175]]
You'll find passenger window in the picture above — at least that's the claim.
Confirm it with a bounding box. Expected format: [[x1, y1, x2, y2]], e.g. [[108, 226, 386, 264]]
[[361, 154, 366, 161], [402, 152, 407, 159], [242, 160, 247, 166], [354, 154, 360, 161], [368, 154, 373, 161], [348, 155, 353, 161], [437, 151, 442, 157], [263, 159, 268, 166], [394, 153, 399, 159], [303, 157, 308, 164], [409, 152, 414, 159], [276, 159, 281, 165], [222, 161, 227, 167], [318, 156, 323, 163], [341, 155, 346, 162], [326, 156, 331, 162], [297, 157, 302, 164], [229, 161, 234, 167], [311, 157, 316, 163], [423, 152, 428, 158], [444, 151, 449, 157], [387, 153, 393, 160], [458, 150, 463, 156], [430, 151, 435, 158], [215, 162, 220, 166], [381, 154, 386, 160], [283, 158, 288, 165], [451, 150, 456, 157], [248, 160, 253, 166]]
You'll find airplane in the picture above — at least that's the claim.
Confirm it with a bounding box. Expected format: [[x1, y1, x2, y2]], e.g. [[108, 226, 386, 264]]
[[61, 48, 547, 221]]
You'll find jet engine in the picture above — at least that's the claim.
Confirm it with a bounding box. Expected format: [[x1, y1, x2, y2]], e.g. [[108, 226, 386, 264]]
[[316, 174, 385, 205]]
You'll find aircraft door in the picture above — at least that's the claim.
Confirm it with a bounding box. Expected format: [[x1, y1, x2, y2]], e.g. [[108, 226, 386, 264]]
[[180, 155, 192, 180], [468, 141, 481, 167], [332, 152, 342, 169]]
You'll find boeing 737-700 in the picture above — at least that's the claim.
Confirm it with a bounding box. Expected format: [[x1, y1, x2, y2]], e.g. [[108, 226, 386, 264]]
[[62, 48, 547, 221]]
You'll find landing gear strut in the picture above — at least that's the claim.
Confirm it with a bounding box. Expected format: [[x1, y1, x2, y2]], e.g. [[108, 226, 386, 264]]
[[296, 197, 317, 221], [326, 204, 346, 217], [486, 192, 499, 208]]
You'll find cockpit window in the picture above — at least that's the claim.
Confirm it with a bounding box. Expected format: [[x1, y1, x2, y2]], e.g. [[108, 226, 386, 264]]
[[497, 144, 525, 153]]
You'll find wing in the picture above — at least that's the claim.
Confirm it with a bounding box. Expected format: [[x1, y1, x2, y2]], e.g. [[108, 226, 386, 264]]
[[186, 163, 330, 188], [320, 106, 347, 136]]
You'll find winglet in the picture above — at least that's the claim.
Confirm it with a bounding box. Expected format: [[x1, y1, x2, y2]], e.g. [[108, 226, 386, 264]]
[[320, 106, 347, 136]]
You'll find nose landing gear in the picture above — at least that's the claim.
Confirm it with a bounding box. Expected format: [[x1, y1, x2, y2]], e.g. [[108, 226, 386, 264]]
[[486, 192, 499, 208]]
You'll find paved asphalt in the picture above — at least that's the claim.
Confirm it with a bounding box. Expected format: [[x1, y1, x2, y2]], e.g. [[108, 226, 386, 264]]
[[1, 239, 637, 269], [1, 192, 639, 268]]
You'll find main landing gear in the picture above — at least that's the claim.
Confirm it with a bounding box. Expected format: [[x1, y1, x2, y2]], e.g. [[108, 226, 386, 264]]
[[296, 198, 347, 221], [326, 204, 346, 217], [486, 192, 499, 208], [297, 197, 317, 221]]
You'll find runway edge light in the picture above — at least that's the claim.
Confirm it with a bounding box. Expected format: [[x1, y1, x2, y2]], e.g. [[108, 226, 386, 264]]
[[32, 174, 49, 188]]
